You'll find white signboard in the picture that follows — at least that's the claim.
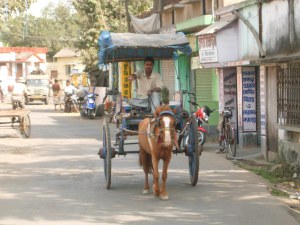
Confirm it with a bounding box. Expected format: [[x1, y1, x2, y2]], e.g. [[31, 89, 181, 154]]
[[242, 67, 256, 132], [223, 68, 237, 130], [260, 66, 266, 136], [198, 35, 218, 63], [237, 67, 243, 130]]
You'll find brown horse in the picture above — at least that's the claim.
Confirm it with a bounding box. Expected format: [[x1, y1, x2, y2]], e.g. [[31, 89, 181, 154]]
[[138, 105, 179, 200]]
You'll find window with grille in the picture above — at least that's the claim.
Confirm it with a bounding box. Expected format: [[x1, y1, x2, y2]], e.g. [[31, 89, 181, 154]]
[[277, 63, 300, 126]]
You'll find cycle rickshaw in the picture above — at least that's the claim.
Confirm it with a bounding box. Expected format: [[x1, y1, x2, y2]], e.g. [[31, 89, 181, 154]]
[[97, 31, 200, 189], [0, 109, 31, 138]]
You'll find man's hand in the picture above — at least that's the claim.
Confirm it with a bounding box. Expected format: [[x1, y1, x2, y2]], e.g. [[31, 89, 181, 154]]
[[128, 74, 137, 81]]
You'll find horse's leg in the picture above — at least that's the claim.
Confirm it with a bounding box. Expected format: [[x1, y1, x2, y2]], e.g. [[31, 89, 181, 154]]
[[160, 155, 171, 200], [139, 146, 150, 194], [152, 156, 160, 197]]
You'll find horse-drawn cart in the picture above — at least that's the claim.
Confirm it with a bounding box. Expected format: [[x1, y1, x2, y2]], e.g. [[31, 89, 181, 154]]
[[98, 31, 200, 194], [0, 109, 31, 138]]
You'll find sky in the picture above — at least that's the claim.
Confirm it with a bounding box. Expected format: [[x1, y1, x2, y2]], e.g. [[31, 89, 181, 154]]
[[28, 0, 62, 17]]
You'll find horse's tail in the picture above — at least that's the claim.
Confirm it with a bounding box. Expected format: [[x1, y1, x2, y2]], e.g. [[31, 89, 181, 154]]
[[139, 149, 153, 174]]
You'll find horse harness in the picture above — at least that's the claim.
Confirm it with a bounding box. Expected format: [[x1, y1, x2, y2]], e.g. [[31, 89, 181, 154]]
[[146, 110, 176, 141]]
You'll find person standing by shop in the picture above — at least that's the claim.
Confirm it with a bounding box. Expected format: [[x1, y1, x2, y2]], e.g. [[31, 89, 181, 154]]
[[52, 79, 62, 110]]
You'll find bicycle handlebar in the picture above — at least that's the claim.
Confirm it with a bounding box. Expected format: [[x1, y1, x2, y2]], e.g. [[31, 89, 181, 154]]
[[188, 100, 199, 107], [181, 90, 195, 96]]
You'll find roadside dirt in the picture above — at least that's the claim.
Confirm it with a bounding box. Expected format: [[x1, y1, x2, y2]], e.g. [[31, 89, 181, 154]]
[[235, 159, 300, 214]]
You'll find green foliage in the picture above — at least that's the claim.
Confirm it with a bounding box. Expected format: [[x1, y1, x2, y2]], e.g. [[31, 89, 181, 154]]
[[269, 187, 289, 197], [0, 0, 36, 24], [1, 2, 80, 59], [161, 87, 170, 104], [73, 0, 152, 71]]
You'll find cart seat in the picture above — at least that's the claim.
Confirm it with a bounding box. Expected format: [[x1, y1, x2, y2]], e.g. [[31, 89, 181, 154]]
[[127, 98, 150, 111], [169, 101, 181, 109]]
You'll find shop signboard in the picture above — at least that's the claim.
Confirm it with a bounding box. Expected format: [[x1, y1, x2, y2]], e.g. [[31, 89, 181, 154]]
[[237, 67, 243, 130], [223, 68, 237, 130], [198, 35, 218, 63], [120, 62, 131, 99], [260, 66, 266, 136], [242, 67, 256, 132]]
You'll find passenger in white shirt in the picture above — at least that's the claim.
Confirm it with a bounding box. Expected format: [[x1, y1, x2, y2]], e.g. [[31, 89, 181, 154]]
[[11, 77, 28, 109], [64, 80, 77, 95]]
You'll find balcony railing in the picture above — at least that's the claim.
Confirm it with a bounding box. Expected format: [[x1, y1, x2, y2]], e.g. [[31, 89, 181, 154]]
[[162, 0, 181, 7]]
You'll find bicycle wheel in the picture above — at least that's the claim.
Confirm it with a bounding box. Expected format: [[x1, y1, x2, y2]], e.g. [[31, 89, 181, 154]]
[[198, 130, 206, 146], [188, 115, 200, 186], [227, 125, 237, 157]]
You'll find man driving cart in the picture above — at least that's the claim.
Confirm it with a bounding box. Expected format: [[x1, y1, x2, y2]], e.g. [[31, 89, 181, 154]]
[[128, 57, 163, 113]]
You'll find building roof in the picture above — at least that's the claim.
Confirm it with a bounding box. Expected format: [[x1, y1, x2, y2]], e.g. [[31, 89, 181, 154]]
[[53, 48, 80, 58], [0, 47, 48, 54], [16, 52, 44, 62], [195, 15, 237, 36]]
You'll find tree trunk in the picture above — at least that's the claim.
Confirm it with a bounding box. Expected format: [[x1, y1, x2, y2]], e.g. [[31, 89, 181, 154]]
[[125, 0, 131, 32]]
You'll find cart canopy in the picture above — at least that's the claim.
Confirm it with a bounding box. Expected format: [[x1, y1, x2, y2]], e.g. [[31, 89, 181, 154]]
[[98, 31, 192, 65]]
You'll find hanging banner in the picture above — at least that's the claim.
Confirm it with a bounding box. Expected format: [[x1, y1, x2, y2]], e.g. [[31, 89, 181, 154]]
[[120, 62, 131, 99], [242, 67, 256, 132]]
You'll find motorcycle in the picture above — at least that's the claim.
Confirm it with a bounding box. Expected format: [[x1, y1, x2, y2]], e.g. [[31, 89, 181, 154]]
[[80, 91, 98, 119], [188, 101, 215, 146], [64, 93, 79, 113]]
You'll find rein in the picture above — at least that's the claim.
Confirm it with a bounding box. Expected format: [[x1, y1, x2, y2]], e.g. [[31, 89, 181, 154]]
[[146, 110, 176, 139]]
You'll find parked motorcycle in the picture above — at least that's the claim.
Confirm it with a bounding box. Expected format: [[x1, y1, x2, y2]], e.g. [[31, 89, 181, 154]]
[[80, 91, 98, 119], [188, 101, 215, 146], [64, 93, 79, 113]]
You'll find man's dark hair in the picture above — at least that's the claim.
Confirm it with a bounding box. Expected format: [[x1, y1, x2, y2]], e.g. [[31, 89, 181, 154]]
[[144, 57, 154, 64]]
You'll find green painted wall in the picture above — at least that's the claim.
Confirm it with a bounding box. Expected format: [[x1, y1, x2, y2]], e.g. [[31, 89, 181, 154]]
[[177, 55, 192, 112], [176, 15, 214, 32], [195, 69, 219, 125]]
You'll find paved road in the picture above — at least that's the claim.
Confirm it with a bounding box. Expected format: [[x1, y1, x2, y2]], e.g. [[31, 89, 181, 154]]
[[0, 104, 299, 225]]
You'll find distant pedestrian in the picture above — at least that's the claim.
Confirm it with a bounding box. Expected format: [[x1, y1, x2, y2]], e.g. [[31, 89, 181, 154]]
[[0, 81, 4, 102], [52, 79, 62, 110]]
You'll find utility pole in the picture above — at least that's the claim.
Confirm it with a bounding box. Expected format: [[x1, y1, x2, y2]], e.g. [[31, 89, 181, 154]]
[[125, 0, 131, 32], [25, 0, 28, 36], [289, 0, 295, 52]]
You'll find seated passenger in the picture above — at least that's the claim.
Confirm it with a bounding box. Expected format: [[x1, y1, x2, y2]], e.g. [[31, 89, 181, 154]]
[[128, 57, 163, 113]]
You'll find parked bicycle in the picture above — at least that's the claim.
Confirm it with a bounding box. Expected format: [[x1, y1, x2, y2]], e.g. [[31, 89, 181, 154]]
[[219, 107, 237, 157]]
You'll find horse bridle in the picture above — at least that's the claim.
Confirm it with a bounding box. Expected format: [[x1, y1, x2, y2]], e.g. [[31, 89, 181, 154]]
[[150, 110, 176, 139]]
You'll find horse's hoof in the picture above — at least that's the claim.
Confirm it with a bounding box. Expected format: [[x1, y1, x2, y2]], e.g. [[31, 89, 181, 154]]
[[160, 195, 169, 200], [142, 189, 149, 194]]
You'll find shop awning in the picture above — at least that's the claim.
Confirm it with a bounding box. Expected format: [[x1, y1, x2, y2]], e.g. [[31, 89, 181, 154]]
[[195, 15, 237, 36]]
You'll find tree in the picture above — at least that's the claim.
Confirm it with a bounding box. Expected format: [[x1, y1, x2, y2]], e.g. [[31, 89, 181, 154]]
[[73, 0, 152, 71], [0, 0, 36, 24], [1, 2, 80, 59]]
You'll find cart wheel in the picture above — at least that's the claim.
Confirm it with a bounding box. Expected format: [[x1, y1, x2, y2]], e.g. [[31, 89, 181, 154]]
[[20, 115, 31, 138], [188, 115, 200, 186], [103, 116, 111, 189]]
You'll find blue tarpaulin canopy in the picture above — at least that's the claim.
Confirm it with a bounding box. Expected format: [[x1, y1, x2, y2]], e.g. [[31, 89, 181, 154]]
[[98, 31, 192, 65]]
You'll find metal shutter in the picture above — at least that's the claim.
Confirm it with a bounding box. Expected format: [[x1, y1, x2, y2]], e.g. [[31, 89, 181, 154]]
[[160, 60, 175, 97], [195, 68, 213, 103]]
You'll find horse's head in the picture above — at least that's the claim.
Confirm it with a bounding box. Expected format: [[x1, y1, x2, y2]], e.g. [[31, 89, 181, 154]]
[[153, 105, 177, 148]]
